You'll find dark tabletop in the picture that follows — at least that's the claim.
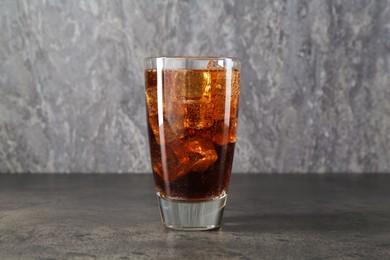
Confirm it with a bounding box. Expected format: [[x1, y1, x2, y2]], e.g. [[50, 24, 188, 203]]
[[0, 174, 390, 259]]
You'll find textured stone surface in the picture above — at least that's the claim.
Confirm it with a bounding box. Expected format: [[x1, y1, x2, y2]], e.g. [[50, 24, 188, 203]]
[[0, 0, 389, 173], [1, 174, 390, 259]]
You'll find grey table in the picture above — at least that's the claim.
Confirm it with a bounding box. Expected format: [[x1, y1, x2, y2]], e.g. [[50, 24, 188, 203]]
[[1, 174, 390, 259]]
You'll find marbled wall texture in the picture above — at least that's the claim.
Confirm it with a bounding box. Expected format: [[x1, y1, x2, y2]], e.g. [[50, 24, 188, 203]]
[[1, 0, 389, 173]]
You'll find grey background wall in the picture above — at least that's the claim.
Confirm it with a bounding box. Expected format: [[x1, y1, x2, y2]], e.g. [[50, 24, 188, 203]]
[[1, 0, 389, 173]]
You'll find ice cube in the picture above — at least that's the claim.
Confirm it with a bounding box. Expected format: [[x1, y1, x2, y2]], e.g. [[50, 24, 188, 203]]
[[148, 115, 184, 144], [163, 99, 185, 138], [164, 99, 185, 117], [164, 69, 211, 101], [152, 142, 190, 182], [146, 87, 158, 116], [209, 67, 239, 98], [181, 70, 212, 103], [212, 95, 239, 120], [163, 70, 212, 102], [163, 70, 185, 98], [213, 118, 238, 146], [208, 61, 227, 98], [207, 60, 224, 69], [183, 137, 218, 172], [210, 71, 227, 97], [184, 102, 214, 129]]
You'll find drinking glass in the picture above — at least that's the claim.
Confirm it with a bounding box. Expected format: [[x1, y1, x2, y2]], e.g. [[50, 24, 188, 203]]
[[144, 56, 240, 230]]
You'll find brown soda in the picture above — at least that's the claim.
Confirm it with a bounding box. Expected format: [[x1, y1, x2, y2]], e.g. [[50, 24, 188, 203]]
[[145, 67, 239, 201]]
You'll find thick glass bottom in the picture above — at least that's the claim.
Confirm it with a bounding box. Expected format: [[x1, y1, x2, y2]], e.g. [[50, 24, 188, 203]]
[[157, 192, 227, 231]]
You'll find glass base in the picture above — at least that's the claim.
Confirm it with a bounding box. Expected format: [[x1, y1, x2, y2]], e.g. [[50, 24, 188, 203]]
[[157, 192, 227, 231]]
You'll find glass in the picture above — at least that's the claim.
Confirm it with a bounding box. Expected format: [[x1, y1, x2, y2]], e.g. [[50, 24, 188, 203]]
[[144, 56, 240, 230]]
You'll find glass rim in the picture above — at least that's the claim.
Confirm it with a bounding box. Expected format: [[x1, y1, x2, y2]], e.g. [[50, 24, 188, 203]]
[[145, 56, 240, 63]]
